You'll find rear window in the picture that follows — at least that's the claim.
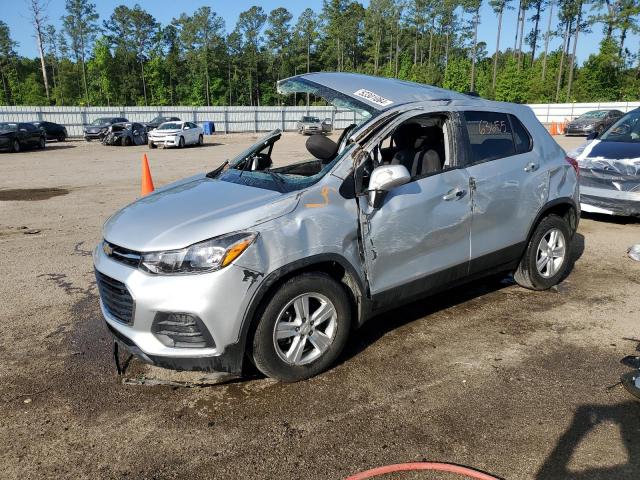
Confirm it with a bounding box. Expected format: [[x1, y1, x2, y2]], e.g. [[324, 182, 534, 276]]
[[463, 111, 532, 164], [464, 111, 515, 163]]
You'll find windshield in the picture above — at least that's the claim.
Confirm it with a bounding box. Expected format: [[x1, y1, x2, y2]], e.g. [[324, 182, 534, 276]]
[[90, 118, 113, 126], [0, 122, 18, 132], [600, 109, 640, 143], [158, 122, 181, 130], [579, 110, 608, 119], [213, 129, 354, 193], [302, 116, 319, 122], [151, 116, 169, 124]]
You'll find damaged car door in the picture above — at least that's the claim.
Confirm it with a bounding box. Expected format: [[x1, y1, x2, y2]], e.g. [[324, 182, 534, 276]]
[[356, 111, 472, 304]]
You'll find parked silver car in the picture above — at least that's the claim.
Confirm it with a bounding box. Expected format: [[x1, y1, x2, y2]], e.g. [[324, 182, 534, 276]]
[[297, 115, 332, 135], [94, 73, 579, 382]]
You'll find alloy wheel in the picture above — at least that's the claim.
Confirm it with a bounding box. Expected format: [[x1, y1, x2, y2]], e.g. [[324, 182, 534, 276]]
[[272, 293, 338, 366], [536, 228, 566, 278]]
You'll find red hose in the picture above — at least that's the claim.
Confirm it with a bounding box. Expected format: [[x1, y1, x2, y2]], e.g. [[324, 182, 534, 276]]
[[346, 462, 501, 480]]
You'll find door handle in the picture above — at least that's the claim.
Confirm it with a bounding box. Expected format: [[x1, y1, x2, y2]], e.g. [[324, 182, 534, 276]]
[[524, 162, 539, 172], [442, 187, 467, 201]]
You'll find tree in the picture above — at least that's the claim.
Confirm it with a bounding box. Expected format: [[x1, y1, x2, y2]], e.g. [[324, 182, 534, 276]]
[[235, 6, 267, 105], [490, 0, 511, 91], [62, 0, 98, 105], [27, 0, 51, 102], [0, 21, 18, 104], [265, 7, 293, 102]]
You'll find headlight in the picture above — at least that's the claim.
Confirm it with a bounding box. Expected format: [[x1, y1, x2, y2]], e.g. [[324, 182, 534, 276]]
[[140, 232, 257, 275], [583, 124, 593, 129]]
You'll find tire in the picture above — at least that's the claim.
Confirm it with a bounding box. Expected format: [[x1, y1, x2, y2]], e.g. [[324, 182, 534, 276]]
[[178, 136, 185, 148], [57, 134, 66, 142], [11, 139, 20, 153], [39, 136, 46, 149], [148, 141, 157, 149], [252, 273, 352, 382], [123, 136, 132, 147], [514, 214, 572, 290], [198, 134, 204, 146]]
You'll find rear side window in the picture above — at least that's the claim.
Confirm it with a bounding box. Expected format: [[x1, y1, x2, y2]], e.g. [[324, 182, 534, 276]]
[[463, 111, 515, 164], [510, 114, 533, 154]]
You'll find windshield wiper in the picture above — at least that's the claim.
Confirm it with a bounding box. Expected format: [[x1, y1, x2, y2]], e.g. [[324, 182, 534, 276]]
[[206, 160, 229, 178]]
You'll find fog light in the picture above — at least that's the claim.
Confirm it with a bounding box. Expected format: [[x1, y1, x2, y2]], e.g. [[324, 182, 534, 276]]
[[151, 313, 215, 348]]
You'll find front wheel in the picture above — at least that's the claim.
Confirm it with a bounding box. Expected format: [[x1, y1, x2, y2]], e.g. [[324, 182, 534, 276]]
[[12, 139, 21, 153], [39, 136, 46, 149], [178, 136, 185, 148], [514, 214, 572, 290], [252, 273, 351, 382], [148, 141, 157, 149]]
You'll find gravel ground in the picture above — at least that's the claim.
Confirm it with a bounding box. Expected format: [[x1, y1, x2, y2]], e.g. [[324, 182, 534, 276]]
[[1, 132, 639, 479]]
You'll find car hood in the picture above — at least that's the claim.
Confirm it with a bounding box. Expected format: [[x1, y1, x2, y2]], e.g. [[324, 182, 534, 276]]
[[570, 118, 600, 127], [574, 139, 640, 176], [103, 174, 299, 251], [278, 72, 470, 114], [150, 129, 180, 136], [86, 126, 108, 132]]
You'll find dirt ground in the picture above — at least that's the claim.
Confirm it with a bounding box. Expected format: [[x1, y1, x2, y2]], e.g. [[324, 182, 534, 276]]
[[1, 132, 639, 480]]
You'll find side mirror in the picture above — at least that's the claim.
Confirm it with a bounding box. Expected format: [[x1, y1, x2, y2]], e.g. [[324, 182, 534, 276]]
[[366, 165, 411, 208], [587, 131, 598, 140]]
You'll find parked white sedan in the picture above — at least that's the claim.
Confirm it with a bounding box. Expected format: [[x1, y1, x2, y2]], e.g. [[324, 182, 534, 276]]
[[148, 121, 204, 149]]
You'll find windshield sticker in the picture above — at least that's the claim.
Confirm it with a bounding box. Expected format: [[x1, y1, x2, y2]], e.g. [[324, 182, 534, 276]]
[[353, 89, 393, 107]]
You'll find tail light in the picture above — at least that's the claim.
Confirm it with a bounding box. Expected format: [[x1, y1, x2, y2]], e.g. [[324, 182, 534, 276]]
[[565, 155, 579, 177]]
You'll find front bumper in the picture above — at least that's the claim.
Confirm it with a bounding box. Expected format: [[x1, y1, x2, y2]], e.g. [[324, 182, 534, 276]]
[[579, 168, 640, 216], [148, 135, 179, 147], [93, 244, 263, 373], [565, 125, 595, 136], [84, 131, 106, 140]]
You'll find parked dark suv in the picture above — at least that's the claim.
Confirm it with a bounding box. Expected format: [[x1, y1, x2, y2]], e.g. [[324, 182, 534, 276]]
[[31, 121, 68, 142]]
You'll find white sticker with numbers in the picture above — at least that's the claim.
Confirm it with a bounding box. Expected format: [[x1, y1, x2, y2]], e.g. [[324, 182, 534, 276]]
[[353, 89, 393, 107]]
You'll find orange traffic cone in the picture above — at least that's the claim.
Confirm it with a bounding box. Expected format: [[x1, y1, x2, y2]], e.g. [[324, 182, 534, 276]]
[[549, 122, 556, 135], [141, 153, 155, 196]]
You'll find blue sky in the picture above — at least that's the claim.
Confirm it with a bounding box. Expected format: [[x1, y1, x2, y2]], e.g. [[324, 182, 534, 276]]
[[5, 0, 637, 65]]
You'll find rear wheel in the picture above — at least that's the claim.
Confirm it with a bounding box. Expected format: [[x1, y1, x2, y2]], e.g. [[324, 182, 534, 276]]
[[514, 214, 571, 290], [123, 136, 132, 147], [57, 133, 66, 142], [198, 134, 204, 146], [38, 136, 46, 149], [252, 273, 351, 382], [12, 139, 21, 153]]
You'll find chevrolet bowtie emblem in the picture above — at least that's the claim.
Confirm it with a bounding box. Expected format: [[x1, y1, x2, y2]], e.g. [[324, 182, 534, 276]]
[[102, 242, 113, 256]]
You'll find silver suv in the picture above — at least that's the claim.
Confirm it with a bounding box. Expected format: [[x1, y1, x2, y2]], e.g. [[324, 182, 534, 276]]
[[94, 73, 579, 382]]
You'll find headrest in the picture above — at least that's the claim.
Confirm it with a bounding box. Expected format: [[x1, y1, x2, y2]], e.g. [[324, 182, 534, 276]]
[[306, 135, 339, 163], [392, 123, 423, 150]]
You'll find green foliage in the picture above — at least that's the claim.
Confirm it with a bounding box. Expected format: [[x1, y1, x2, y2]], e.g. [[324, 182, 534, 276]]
[[1, 0, 638, 106]]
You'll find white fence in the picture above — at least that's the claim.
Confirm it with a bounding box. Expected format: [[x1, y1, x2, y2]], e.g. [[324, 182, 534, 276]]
[[0, 105, 364, 137], [0, 101, 638, 137], [528, 101, 640, 124]]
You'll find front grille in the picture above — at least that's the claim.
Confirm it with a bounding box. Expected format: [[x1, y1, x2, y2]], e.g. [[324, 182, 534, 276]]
[[103, 241, 141, 268], [95, 270, 134, 324]]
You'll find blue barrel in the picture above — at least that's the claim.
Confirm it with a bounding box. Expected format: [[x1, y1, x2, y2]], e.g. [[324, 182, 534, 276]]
[[201, 121, 215, 135]]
